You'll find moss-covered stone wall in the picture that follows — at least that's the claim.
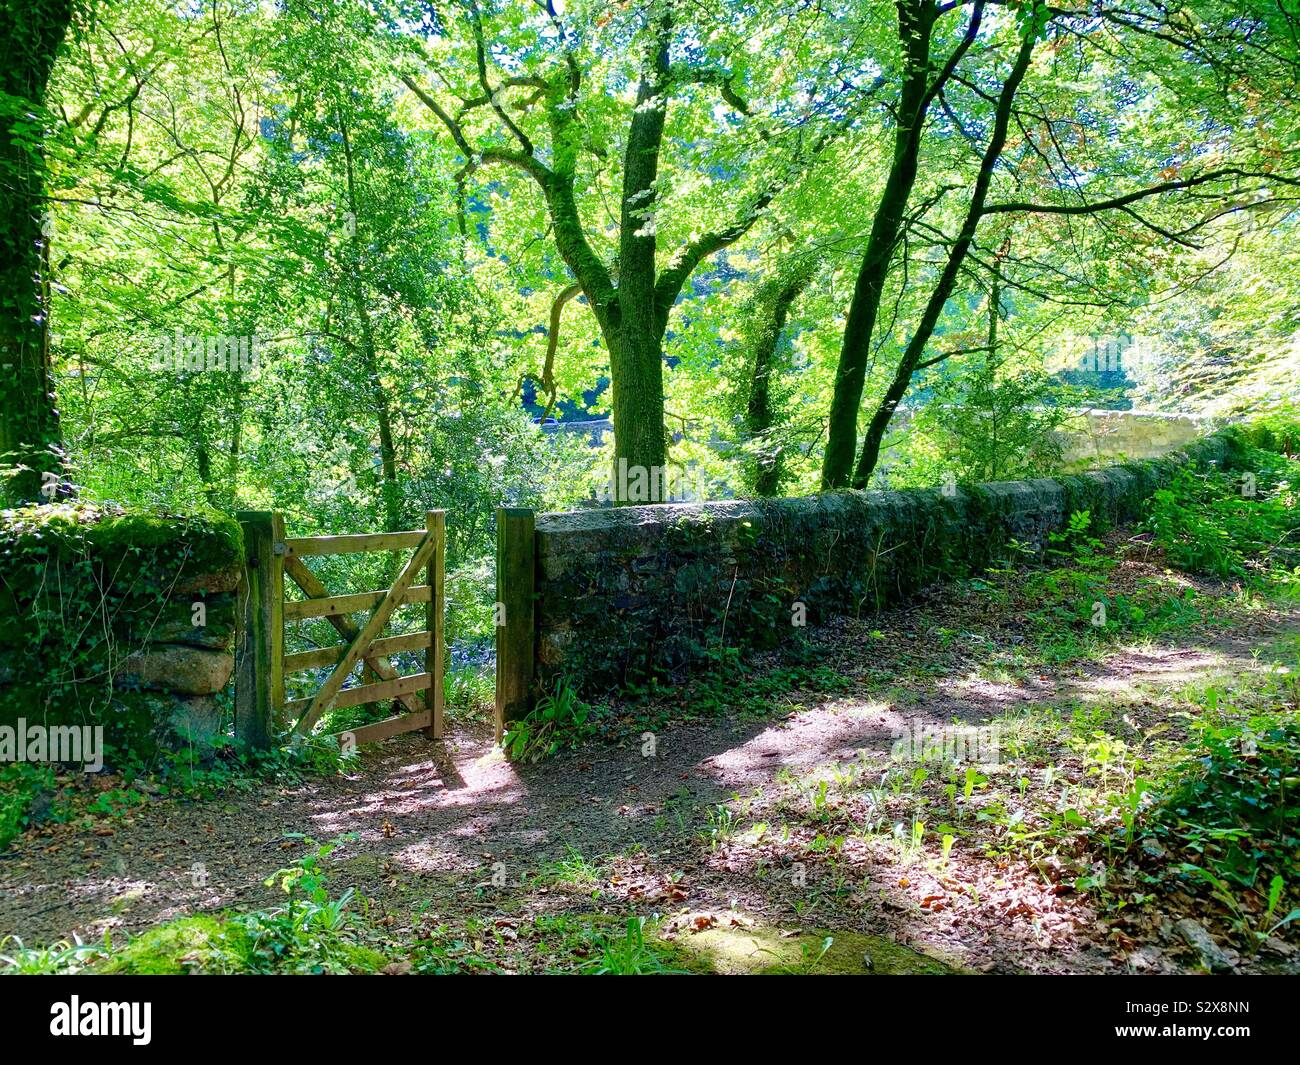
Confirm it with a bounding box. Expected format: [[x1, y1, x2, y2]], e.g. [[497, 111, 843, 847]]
[[533, 433, 1241, 693], [0, 503, 243, 760]]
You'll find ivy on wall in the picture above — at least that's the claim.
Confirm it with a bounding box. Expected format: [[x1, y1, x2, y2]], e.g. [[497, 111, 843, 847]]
[[0, 502, 243, 756]]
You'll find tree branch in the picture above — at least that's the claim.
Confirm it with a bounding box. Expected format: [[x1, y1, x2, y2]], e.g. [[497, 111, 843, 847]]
[[653, 188, 776, 318], [983, 168, 1300, 217], [399, 70, 553, 185], [669, 64, 755, 118], [535, 282, 583, 421], [468, 0, 536, 155]]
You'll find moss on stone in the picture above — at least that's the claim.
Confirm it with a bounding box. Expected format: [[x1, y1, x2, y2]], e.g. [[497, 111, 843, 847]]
[[669, 923, 966, 975], [0, 687, 183, 761], [0, 504, 242, 762], [95, 912, 390, 975], [537, 434, 1243, 696], [97, 915, 250, 975], [0, 503, 242, 594]]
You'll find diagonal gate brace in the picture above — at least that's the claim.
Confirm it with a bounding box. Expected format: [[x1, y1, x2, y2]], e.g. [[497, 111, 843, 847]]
[[283, 555, 424, 715], [292, 531, 437, 734]]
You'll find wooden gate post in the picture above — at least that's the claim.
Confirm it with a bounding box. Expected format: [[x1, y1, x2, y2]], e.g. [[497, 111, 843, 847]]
[[235, 510, 284, 749], [495, 507, 535, 742], [425, 509, 446, 739]]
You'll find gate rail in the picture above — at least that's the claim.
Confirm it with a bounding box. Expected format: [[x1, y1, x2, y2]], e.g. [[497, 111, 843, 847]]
[[235, 510, 445, 748]]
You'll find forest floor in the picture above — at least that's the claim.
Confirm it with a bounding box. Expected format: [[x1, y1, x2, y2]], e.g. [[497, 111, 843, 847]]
[[2, 527, 1298, 974]]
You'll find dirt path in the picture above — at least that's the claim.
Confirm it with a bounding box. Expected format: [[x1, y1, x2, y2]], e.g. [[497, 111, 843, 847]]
[[3, 590, 1297, 974]]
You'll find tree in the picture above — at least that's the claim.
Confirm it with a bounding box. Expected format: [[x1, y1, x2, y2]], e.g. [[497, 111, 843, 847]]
[[820, 0, 990, 490], [739, 252, 819, 496], [821, 0, 1300, 491], [397, 0, 857, 490], [0, 0, 75, 504], [46, 0, 273, 511]]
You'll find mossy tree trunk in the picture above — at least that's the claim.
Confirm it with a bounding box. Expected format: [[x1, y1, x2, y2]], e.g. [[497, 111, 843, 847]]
[[821, 0, 984, 490], [606, 13, 673, 476], [851, 26, 1037, 489], [744, 256, 818, 497], [0, 0, 73, 505]]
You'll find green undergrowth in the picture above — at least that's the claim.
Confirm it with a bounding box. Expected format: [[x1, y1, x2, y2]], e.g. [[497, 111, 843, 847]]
[[1122, 668, 1300, 943], [997, 647, 1300, 955], [0, 735, 348, 853], [0, 763, 58, 850], [0, 836, 700, 976], [505, 643, 854, 763], [503, 677, 597, 762], [749, 634, 1300, 964], [403, 913, 701, 975], [952, 436, 1300, 949], [1144, 439, 1299, 583], [2, 837, 387, 975], [120, 735, 349, 800], [991, 434, 1299, 667]]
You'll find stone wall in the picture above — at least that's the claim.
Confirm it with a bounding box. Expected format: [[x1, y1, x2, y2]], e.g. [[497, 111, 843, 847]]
[[530, 433, 1240, 693], [0, 505, 243, 760]]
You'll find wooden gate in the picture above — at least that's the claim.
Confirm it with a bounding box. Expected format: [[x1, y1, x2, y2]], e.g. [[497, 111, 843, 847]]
[[234, 510, 445, 748]]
